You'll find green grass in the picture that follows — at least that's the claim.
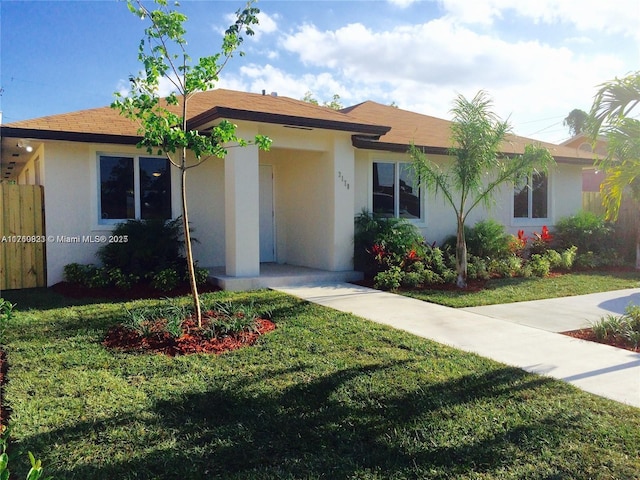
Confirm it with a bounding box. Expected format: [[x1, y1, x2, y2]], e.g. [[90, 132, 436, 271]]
[[402, 270, 640, 307], [2, 289, 639, 479]]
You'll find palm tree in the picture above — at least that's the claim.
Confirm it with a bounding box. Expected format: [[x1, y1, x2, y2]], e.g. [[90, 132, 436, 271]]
[[410, 91, 554, 287], [563, 108, 589, 136], [588, 71, 640, 268]]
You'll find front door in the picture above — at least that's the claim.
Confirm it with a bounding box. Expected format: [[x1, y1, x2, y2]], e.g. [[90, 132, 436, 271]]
[[259, 165, 275, 262]]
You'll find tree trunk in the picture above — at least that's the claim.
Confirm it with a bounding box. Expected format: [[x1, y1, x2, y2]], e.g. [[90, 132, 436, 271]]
[[181, 163, 202, 327], [456, 217, 467, 288]]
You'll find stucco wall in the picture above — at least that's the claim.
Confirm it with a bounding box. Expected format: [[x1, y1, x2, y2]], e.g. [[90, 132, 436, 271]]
[[41, 141, 182, 286], [355, 149, 586, 246], [268, 148, 332, 270], [185, 155, 226, 268]]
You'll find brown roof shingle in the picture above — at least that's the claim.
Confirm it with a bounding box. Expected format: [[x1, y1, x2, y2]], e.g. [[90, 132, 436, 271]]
[[343, 101, 597, 164], [1, 89, 597, 164]]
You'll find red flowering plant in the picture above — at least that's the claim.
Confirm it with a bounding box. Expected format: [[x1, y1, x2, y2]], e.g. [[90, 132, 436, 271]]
[[529, 225, 553, 255], [508, 229, 528, 257]]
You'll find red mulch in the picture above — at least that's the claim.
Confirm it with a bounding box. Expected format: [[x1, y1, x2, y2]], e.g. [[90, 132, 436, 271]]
[[561, 328, 640, 353], [51, 280, 220, 301], [103, 317, 276, 356]]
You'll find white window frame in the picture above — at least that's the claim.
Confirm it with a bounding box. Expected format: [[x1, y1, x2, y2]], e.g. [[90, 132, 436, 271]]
[[97, 153, 172, 225], [511, 171, 551, 227], [370, 160, 425, 225]]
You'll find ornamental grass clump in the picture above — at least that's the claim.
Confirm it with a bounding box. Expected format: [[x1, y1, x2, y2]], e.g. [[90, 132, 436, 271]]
[[591, 305, 640, 350]]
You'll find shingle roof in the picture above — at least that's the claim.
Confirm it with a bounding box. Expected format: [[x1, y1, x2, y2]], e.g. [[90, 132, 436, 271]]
[[1, 89, 597, 164], [343, 101, 597, 164], [1, 89, 389, 142]]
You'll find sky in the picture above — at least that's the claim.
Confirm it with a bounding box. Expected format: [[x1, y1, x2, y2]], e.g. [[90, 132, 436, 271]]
[[1, 0, 638, 144]]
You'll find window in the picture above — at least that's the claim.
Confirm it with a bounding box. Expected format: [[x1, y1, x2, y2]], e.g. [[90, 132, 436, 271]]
[[373, 162, 421, 219], [99, 155, 171, 223], [513, 172, 548, 219]]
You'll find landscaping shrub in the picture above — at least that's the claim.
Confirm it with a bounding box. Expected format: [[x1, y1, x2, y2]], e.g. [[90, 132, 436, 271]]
[[529, 254, 551, 277], [374, 266, 403, 290], [151, 268, 180, 292], [466, 219, 511, 259], [63, 262, 96, 284], [591, 305, 640, 350], [553, 211, 615, 254], [97, 217, 186, 279], [354, 210, 426, 275]]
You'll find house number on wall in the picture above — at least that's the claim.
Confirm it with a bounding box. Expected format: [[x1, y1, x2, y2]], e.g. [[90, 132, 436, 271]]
[[337, 171, 350, 190]]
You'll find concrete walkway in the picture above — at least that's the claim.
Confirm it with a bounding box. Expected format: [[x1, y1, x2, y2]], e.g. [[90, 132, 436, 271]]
[[274, 283, 640, 408]]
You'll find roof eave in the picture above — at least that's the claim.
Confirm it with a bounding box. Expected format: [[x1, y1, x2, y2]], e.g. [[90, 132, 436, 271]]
[[189, 107, 391, 135], [1, 126, 141, 145], [351, 136, 596, 164]]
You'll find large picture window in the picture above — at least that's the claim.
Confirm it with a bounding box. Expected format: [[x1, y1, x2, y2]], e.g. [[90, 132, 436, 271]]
[[373, 162, 421, 219], [99, 155, 172, 223], [513, 172, 548, 219]]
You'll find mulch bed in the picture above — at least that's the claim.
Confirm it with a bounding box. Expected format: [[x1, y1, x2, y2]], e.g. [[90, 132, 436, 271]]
[[103, 317, 276, 356], [561, 328, 640, 353], [51, 280, 221, 300]]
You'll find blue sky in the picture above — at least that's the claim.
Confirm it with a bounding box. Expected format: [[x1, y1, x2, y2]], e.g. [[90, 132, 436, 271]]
[[1, 0, 638, 143]]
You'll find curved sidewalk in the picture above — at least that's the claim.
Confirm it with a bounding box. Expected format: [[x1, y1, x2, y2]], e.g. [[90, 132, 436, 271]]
[[274, 283, 640, 408]]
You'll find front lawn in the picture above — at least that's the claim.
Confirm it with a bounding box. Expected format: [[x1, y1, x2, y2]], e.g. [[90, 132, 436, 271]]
[[3, 290, 639, 479], [402, 270, 640, 307]]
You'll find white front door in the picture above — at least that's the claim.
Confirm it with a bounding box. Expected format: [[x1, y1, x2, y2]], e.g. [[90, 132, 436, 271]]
[[259, 165, 275, 262]]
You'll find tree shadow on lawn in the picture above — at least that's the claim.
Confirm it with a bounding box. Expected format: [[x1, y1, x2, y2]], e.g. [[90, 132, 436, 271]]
[[15, 365, 582, 480]]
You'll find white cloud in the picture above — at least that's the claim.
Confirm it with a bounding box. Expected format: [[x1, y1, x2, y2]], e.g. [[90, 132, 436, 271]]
[[387, 0, 420, 7], [435, 0, 640, 38], [276, 17, 627, 142], [224, 11, 279, 41]]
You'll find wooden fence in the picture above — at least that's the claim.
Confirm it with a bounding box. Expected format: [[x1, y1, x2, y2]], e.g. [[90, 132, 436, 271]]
[[583, 191, 639, 260], [0, 185, 46, 290]]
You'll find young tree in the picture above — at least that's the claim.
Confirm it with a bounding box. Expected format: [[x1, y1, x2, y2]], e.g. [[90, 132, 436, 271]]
[[587, 71, 640, 268], [112, 0, 271, 326], [410, 91, 554, 288]]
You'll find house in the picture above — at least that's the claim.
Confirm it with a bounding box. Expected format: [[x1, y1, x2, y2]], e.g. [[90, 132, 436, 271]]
[[0, 89, 596, 290], [561, 133, 606, 192]]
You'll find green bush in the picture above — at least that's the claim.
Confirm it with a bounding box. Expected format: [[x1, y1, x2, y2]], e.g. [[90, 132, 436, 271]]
[[63, 263, 95, 284], [185, 265, 210, 286], [374, 266, 403, 290], [151, 268, 180, 291], [554, 211, 615, 254], [443, 219, 511, 260], [528, 254, 551, 277], [560, 246, 577, 270], [97, 218, 186, 279], [466, 219, 511, 259], [401, 271, 422, 289], [488, 256, 522, 278], [354, 210, 425, 275], [88, 267, 111, 288], [467, 255, 490, 280]]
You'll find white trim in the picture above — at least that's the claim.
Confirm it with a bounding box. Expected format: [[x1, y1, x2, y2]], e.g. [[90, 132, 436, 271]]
[[369, 158, 426, 227], [96, 152, 173, 226], [510, 170, 553, 227]]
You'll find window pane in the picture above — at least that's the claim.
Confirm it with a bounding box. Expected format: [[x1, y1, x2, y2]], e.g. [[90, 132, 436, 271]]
[[100, 156, 134, 220], [373, 162, 395, 217], [399, 163, 420, 219], [513, 174, 529, 218], [140, 157, 172, 219], [531, 172, 548, 218]]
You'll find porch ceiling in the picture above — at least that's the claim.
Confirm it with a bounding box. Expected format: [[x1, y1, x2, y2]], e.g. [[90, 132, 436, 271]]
[[0, 137, 39, 180]]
